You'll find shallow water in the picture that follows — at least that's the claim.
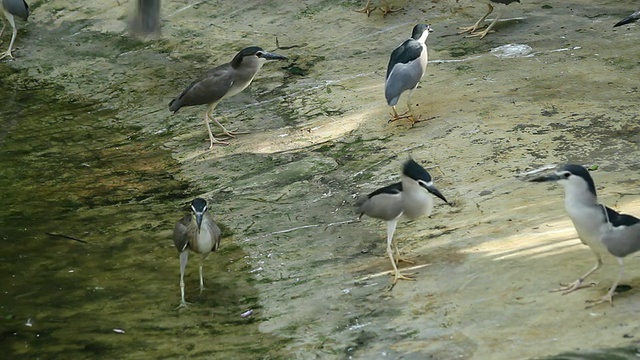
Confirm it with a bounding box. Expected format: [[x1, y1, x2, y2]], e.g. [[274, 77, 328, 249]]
[[0, 72, 287, 358]]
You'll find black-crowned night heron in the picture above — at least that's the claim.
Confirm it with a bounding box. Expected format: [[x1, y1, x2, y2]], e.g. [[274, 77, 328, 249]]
[[356, 0, 400, 17], [169, 46, 287, 149], [358, 158, 448, 288], [614, 10, 640, 27], [530, 164, 640, 307], [173, 198, 221, 308], [0, 0, 29, 59], [458, 0, 520, 39], [385, 24, 433, 126]]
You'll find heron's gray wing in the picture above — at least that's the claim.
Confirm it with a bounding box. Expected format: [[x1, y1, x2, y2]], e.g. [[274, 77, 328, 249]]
[[359, 182, 404, 221], [169, 63, 235, 111], [386, 39, 422, 79], [173, 215, 191, 252], [385, 61, 424, 105], [385, 41, 424, 105], [601, 207, 640, 257], [2, 0, 29, 20]]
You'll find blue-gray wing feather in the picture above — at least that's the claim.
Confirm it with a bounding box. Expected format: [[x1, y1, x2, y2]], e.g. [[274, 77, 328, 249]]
[[2, 0, 29, 20], [385, 40, 424, 105], [601, 206, 640, 258], [358, 182, 404, 221]]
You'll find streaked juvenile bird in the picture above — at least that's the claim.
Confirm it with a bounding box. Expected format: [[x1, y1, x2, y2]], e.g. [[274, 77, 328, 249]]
[[385, 24, 433, 126], [530, 164, 640, 307], [173, 198, 221, 308], [358, 158, 448, 288], [169, 46, 287, 149]]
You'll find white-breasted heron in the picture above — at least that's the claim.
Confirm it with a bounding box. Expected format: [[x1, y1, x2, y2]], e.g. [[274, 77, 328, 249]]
[[385, 24, 433, 126], [530, 164, 640, 308], [358, 158, 449, 289]]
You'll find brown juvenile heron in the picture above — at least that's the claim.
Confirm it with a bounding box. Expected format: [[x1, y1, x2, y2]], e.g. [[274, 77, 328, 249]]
[[1, 0, 29, 59], [458, 0, 520, 39], [169, 46, 287, 149], [173, 198, 221, 308], [358, 159, 448, 288]]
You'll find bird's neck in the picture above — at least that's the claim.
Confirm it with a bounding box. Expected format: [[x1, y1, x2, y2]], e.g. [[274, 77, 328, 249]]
[[401, 175, 423, 193], [563, 186, 601, 222], [564, 185, 598, 207], [417, 31, 430, 45]]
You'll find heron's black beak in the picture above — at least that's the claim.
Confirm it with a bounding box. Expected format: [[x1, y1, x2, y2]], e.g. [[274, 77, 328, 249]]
[[529, 173, 561, 183], [195, 212, 204, 231], [422, 182, 448, 204], [260, 51, 287, 61]]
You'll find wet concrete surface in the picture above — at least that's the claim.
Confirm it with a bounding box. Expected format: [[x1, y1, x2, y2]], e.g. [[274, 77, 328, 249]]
[[2, 0, 640, 359]]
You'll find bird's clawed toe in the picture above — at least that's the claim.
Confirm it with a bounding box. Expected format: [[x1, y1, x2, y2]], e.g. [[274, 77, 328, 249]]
[[0, 51, 14, 60], [388, 112, 412, 124], [585, 293, 614, 309], [356, 5, 376, 17], [380, 4, 401, 17], [386, 271, 416, 290], [464, 29, 494, 39], [550, 280, 597, 295], [207, 138, 231, 149], [175, 300, 193, 309], [395, 256, 415, 265], [219, 128, 249, 138]]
